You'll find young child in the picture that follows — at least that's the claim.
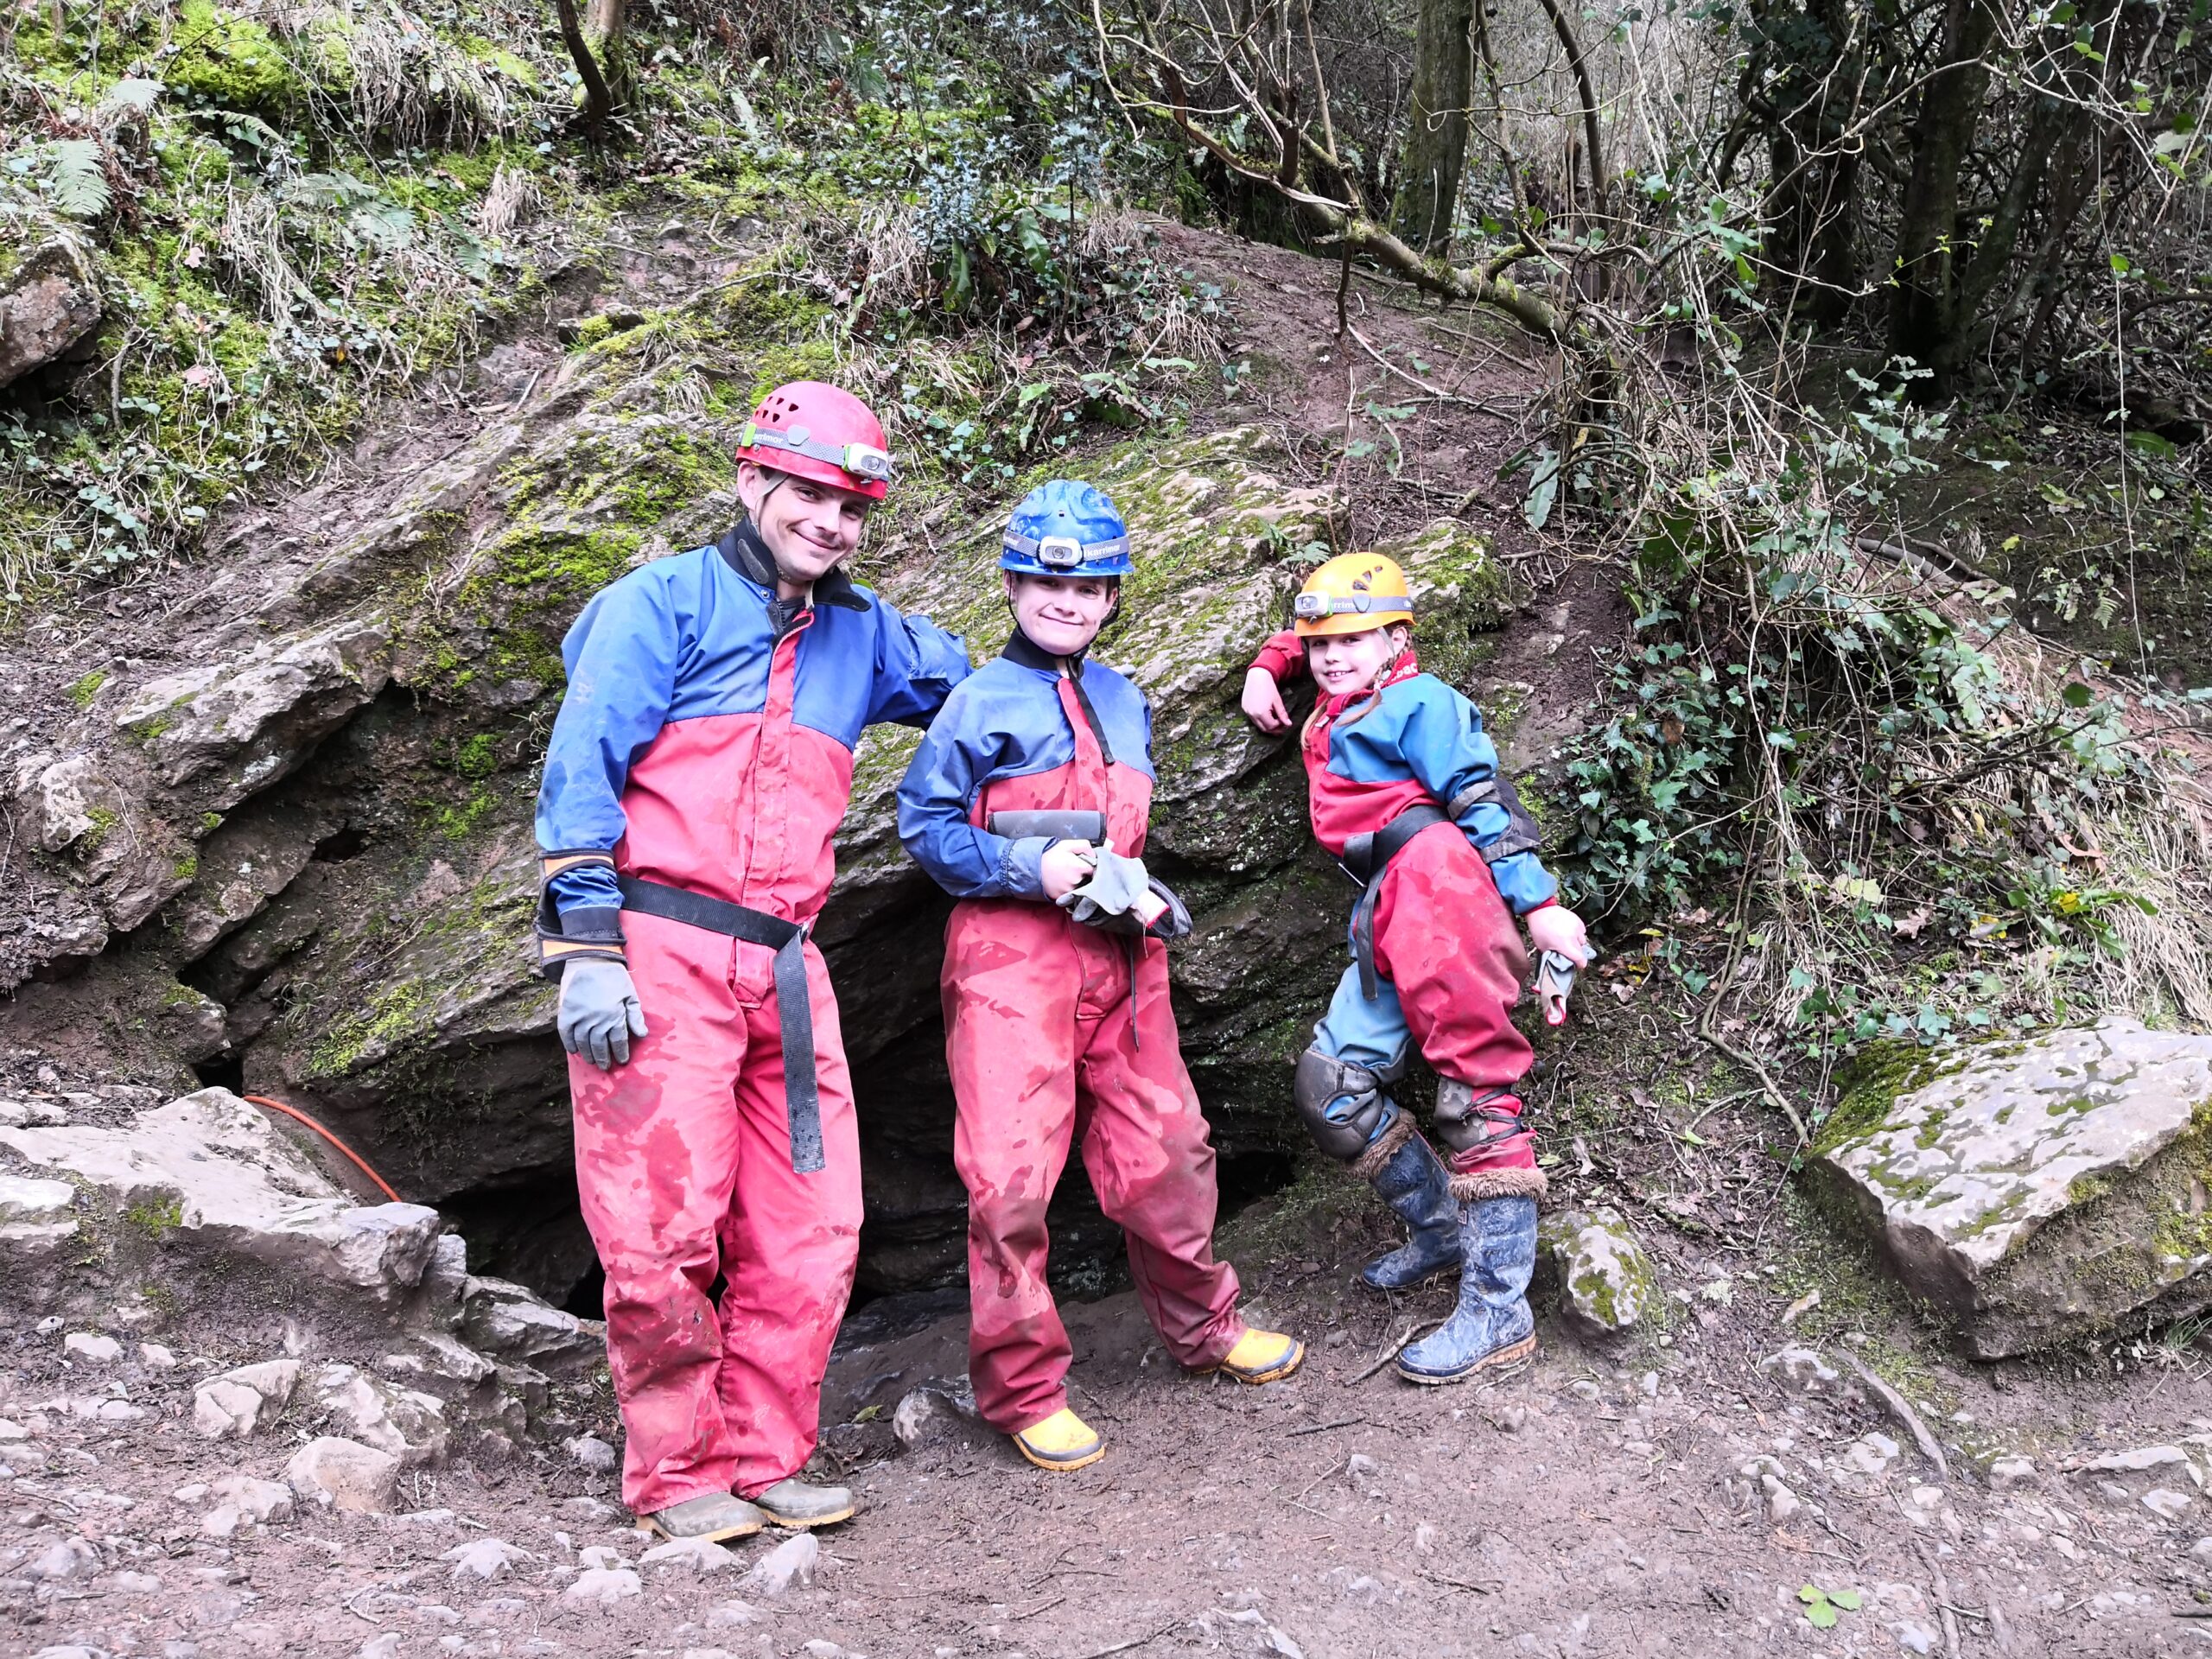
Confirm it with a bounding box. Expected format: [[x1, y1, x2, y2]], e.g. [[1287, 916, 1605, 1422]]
[[898, 479, 1304, 1471], [1240, 551, 1591, 1383]]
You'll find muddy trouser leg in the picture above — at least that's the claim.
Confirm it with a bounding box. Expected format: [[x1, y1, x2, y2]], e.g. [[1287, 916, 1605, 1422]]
[[1365, 833, 1543, 1382], [570, 911, 749, 1517], [1303, 963, 1464, 1288], [944, 904, 1086, 1435], [1074, 937, 1243, 1370], [715, 938, 863, 1499]]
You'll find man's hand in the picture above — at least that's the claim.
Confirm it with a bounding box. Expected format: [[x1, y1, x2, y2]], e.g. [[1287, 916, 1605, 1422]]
[[558, 957, 649, 1070], [1525, 903, 1592, 968], [1242, 666, 1292, 734], [1039, 839, 1099, 901]]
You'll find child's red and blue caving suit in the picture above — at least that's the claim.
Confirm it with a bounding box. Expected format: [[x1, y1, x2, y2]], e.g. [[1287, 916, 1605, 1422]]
[[1248, 631, 1559, 1379], [535, 520, 969, 1514], [895, 629, 1249, 1434]]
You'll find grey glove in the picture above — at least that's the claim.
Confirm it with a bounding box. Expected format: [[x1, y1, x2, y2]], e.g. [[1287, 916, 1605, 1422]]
[[1058, 847, 1153, 926], [558, 957, 648, 1070]]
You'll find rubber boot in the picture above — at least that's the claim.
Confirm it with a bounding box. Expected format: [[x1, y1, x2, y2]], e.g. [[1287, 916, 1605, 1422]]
[[642, 1491, 768, 1542], [1395, 1195, 1539, 1384], [753, 1477, 855, 1528], [1359, 1133, 1464, 1291]]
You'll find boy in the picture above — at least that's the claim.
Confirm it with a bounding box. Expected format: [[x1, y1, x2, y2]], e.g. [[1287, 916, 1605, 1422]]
[[536, 382, 971, 1541], [1240, 551, 1590, 1382], [897, 479, 1304, 1472]]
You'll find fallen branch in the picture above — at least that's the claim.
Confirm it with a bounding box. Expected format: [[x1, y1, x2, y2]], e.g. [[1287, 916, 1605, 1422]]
[[1844, 1353, 1950, 1481]]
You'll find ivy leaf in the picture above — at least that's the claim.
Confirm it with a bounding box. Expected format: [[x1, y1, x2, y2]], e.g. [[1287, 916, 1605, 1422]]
[[1828, 1589, 1862, 1611], [1806, 1599, 1839, 1629]]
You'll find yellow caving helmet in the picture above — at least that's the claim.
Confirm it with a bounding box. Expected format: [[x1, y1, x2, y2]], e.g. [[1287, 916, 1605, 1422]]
[[1293, 551, 1415, 639]]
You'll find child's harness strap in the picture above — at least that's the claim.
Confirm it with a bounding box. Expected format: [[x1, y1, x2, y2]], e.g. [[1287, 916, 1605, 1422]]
[[1342, 804, 1449, 1000]]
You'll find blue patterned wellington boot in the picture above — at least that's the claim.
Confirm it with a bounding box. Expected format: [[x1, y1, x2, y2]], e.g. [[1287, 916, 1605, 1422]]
[[1395, 1194, 1540, 1383], [1357, 1131, 1464, 1291]]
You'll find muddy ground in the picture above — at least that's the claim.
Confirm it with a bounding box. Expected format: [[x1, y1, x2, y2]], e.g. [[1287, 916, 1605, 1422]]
[[3, 1134, 2208, 1659]]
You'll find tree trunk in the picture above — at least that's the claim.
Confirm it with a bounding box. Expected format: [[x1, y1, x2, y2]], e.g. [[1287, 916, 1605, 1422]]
[[586, 0, 634, 111], [1759, 0, 1859, 324], [1389, 0, 1474, 254], [1888, 0, 1999, 394]]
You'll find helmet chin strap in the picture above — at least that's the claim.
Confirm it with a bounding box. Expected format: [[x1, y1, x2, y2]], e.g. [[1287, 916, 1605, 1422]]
[[747, 468, 805, 592]]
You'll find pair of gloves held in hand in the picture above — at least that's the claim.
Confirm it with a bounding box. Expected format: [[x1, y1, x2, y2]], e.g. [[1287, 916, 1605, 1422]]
[[556, 844, 1189, 1072]]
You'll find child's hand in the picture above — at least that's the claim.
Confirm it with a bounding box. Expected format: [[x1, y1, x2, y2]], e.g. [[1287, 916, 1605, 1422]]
[[1039, 840, 1098, 900], [1242, 666, 1292, 734], [1525, 903, 1591, 968]]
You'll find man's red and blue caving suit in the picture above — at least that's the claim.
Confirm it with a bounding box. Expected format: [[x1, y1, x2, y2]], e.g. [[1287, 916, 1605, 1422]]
[[1247, 632, 1559, 1205], [535, 521, 969, 1514], [895, 630, 1245, 1434]]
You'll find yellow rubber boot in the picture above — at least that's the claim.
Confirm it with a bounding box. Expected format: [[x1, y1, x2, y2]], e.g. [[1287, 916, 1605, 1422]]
[[1212, 1328, 1306, 1384], [1013, 1407, 1104, 1471]]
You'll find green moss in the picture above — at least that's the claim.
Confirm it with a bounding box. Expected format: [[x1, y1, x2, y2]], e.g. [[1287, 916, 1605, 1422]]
[[308, 977, 436, 1077], [79, 804, 120, 854], [124, 1195, 183, 1240], [67, 670, 106, 708], [1811, 1041, 1955, 1155], [167, 1, 308, 113], [171, 851, 199, 883]]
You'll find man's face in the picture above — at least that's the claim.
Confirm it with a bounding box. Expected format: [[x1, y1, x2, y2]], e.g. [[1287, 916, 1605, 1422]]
[[1005, 571, 1118, 656], [738, 461, 875, 585], [1307, 623, 1408, 696]]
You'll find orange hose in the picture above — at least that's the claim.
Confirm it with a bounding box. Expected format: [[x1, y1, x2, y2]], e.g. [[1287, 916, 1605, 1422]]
[[244, 1094, 404, 1205]]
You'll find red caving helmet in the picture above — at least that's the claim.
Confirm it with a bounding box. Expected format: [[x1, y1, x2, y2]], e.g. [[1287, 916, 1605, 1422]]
[[734, 381, 895, 502]]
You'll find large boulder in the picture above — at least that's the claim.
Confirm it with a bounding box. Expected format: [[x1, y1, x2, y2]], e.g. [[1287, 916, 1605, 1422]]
[[1810, 1018, 2212, 1357]]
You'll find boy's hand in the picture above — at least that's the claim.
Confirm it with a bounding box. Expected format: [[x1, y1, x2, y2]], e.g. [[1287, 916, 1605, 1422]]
[[1242, 666, 1292, 734], [1525, 903, 1591, 968], [1039, 840, 1098, 901]]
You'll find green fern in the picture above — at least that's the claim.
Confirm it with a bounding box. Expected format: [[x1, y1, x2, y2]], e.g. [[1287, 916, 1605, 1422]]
[[42, 140, 110, 220]]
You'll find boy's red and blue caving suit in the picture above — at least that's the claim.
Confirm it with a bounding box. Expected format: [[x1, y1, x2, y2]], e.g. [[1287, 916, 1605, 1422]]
[[534, 520, 969, 1514], [895, 630, 1246, 1434], [1248, 632, 1558, 1200]]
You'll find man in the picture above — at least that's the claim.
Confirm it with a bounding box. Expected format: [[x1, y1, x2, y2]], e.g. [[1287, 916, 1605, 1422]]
[[534, 382, 971, 1541]]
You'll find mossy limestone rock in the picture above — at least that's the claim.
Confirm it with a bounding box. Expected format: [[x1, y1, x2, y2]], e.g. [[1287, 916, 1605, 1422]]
[[0, 222, 101, 389], [1535, 1205, 1663, 1343], [1811, 1017, 2212, 1357]]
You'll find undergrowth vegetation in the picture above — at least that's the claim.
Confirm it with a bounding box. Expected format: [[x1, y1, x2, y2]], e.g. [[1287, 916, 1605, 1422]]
[[0, 0, 1226, 598]]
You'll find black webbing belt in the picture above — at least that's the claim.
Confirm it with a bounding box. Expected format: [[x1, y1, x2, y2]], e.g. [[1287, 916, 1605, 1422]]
[[616, 874, 823, 1174], [1340, 804, 1449, 1001]]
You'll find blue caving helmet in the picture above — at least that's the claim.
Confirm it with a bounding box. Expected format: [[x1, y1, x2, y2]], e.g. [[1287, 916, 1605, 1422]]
[[1001, 480, 1134, 578]]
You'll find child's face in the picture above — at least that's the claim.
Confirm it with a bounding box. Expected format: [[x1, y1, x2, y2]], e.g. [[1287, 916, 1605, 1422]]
[[1308, 623, 1408, 696], [1006, 571, 1117, 656]]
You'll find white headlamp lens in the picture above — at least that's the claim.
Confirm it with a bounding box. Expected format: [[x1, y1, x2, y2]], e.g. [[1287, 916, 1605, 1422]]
[[842, 444, 893, 481], [1037, 536, 1084, 569], [1294, 593, 1330, 619]]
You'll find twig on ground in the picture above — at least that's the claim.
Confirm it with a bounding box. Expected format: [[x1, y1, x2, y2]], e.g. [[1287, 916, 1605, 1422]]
[[1070, 1623, 1179, 1659], [1343, 1322, 1428, 1385], [1421, 1568, 1500, 1594], [1287, 1416, 1365, 1437], [1009, 1594, 1065, 1621], [1841, 1353, 1950, 1480]]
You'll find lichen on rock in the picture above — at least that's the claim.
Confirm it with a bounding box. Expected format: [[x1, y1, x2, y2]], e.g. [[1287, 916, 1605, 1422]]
[[1811, 1017, 2212, 1356], [1535, 1205, 1665, 1343]]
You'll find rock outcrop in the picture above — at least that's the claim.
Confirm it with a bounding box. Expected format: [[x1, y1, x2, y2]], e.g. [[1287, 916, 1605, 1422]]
[[1812, 1018, 2212, 1357], [0, 273, 1525, 1301], [0, 1081, 599, 1449]]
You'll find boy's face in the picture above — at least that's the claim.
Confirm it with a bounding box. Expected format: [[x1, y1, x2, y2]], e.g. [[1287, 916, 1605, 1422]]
[[1005, 571, 1117, 656], [738, 460, 875, 587], [1307, 623, 1408, 696]]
